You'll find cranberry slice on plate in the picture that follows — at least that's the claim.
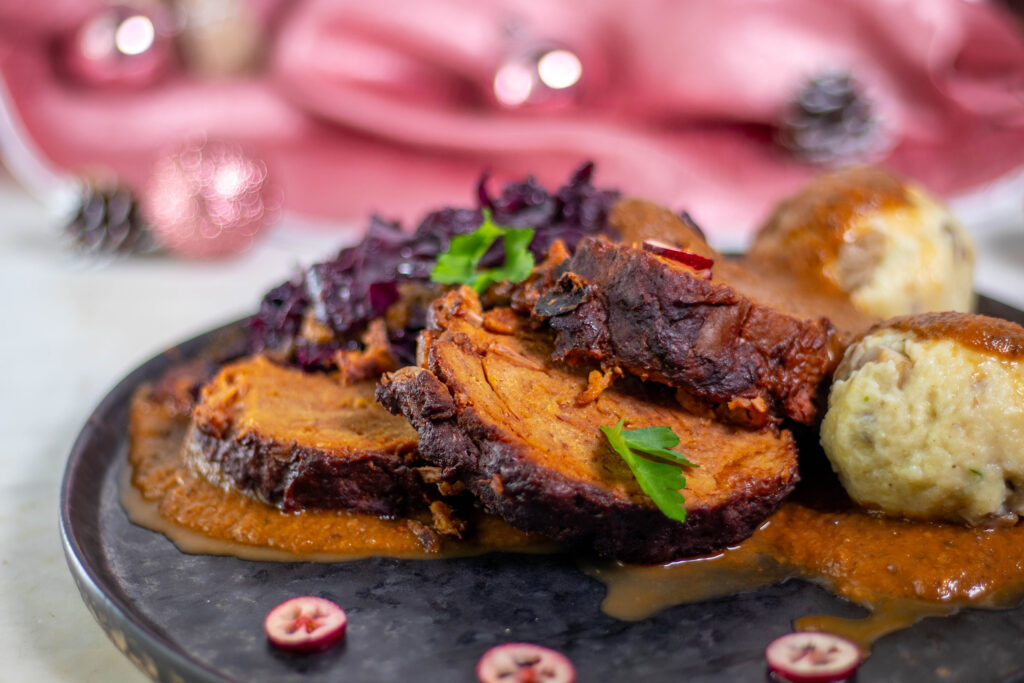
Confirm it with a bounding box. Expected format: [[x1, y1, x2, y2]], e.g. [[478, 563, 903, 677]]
[[641, 239, 714, 276], [476, 642, 575, 683], [264, 596, 347, 654], [765, 631, 862, 683]]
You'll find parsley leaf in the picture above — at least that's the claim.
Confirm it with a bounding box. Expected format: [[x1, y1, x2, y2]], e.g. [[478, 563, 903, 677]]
[[430, 209, 536, 293], [600, 418, 696, 523]]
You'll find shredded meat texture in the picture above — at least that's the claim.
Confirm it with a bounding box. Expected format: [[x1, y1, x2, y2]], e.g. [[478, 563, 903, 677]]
[[376, 288, 799, 564], [576, 367, 622, 406], [332, 319, 399, 385]]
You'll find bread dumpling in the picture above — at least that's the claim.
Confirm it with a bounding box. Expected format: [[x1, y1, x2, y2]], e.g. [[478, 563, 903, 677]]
[[821, 312, 1024, 525], [746, 166, 975, 319]]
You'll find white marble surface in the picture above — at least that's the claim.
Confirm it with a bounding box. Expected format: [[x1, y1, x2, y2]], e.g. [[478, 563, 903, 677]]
[[0, 172, 342, 683], [0, 167, 1022, 683]]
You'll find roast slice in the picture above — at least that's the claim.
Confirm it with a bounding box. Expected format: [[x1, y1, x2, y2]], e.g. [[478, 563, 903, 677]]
[[377, 288, 799, 564], [609, 199, 878, 336], [186, 354, 424, 516], [528, 206, 875, 426]]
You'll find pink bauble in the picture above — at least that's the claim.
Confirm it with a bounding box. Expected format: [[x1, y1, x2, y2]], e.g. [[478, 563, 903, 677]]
[[492, 42, 588, 111], [60, 3, 176, 89], [144, 139, 275, 259]]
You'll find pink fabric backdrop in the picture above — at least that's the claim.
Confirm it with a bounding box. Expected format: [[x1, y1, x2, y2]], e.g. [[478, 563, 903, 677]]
[[1, 0, 1023, 241]]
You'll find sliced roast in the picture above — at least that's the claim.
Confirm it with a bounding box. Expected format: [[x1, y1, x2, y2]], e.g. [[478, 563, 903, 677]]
[[377, 288, 799, 564], [186, 354, 424, 516]]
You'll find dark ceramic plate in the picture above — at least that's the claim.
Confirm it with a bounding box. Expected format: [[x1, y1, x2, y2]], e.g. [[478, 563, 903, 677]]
[[60, 298, 1024, 683]]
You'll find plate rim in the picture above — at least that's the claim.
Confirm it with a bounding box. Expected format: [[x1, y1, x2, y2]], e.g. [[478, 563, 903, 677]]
[[57, 297, 1024, 682], [59, 320, 244, 683]]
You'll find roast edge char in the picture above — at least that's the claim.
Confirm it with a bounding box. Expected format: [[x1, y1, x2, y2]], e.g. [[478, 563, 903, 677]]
[[534, 235, 843, 427], [376, 360, 799, 565], [183, 422, 425, 516], [185, 355, 424, 516]]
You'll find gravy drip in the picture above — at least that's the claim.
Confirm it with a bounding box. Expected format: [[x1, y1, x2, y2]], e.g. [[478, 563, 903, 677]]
[[124, 386, 545, 561], [590, 494, 1024, 649], [127, 384, 1024, 648]]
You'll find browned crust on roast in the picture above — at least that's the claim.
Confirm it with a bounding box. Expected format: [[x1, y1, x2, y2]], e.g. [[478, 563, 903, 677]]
[[532, 236, 844, 426], [187, 355, 423, 515], [183, 425, 424, 516], [606, 198, 878, 336], [376, 291, 799, 563]]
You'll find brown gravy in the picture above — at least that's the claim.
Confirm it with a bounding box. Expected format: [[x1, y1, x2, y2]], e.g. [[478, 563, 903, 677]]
[[125, 386, 547, 561], [125, 384, 1024, 648], [586, 480, 1024, 649]]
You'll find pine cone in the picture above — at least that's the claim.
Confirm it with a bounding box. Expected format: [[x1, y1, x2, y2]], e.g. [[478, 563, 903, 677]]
[[777, 72, 882, 165], [64, 181, 157, 256], [1002, 0, 1024, 21]]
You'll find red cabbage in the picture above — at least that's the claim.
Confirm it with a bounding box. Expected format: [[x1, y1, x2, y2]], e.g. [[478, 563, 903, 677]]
[[249, 162, 620, 369]]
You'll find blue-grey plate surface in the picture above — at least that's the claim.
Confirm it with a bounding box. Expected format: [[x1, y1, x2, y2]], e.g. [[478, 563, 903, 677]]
[[60, 297, 1024, 682]]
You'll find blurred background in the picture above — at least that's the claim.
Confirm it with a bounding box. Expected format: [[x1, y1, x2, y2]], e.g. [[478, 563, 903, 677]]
[[0, 2, 1022, 681], [1, 0, 1023, 253]]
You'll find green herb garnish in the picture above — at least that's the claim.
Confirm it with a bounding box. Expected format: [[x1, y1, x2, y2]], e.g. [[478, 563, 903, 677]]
[[600, 418, 697, 522], [969, 468, 983, 477], [430, 209, 535, 293]]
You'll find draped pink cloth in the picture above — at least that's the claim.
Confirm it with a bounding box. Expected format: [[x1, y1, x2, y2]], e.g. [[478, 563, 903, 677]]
[[1, 0, 1023, 242]]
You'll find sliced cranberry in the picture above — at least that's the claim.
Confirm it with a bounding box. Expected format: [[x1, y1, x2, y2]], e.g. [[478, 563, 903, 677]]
[[264, 596, 347, 654], [476, 643, 575, 683], [765, 631, 862, 683], [641, 239, 714, 276]]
